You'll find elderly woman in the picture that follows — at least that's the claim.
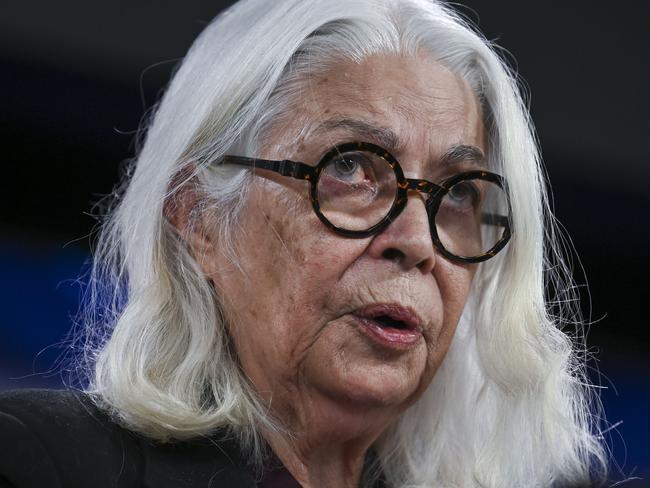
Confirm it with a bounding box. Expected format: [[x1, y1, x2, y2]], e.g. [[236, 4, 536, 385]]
[[0, 0, 608, 487]]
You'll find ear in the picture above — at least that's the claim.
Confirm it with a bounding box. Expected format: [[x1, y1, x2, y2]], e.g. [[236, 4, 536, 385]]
[[164, 174, 220, 279]]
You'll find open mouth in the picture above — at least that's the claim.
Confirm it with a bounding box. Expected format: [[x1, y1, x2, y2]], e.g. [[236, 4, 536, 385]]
[[369, 314, 411, 330], [352, 304, 423, 349], [354, 303, 422, 331]]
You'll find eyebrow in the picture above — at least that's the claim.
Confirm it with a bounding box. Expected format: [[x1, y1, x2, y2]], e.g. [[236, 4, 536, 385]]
[[439, 144, 487, 168], [314, 118, 402, 152], [313, 117, 487, 168]]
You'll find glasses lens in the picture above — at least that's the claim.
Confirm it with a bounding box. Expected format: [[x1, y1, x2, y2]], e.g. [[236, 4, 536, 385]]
[[316, 149, 397, 231], [434, 177, 510, 259]]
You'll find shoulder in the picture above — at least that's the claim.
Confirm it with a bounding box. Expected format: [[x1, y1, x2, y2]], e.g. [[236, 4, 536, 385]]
[[0, 388, 114, 439], [0, 389, 256, 488], [0, 388, 141, 488]]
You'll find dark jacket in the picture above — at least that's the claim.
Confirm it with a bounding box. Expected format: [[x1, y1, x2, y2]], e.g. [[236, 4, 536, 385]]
[[0, 389, 259, 488], [0, 389, 600, 488]]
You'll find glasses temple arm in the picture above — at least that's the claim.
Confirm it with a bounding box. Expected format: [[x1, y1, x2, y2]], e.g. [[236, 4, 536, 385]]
[[221, 155, 315, 180], [480, 212, 510, 228]]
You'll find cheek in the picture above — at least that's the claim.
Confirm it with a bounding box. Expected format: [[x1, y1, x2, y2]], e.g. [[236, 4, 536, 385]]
[[431, 261, 474, 349], [256, 185, 365, 298], [220, 186, 366, 382]]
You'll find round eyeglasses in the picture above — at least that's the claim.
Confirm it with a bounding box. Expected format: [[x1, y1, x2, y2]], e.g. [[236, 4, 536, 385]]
[[220, 141, 512, 263]]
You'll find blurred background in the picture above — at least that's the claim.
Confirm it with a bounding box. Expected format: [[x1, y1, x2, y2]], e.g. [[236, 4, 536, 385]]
[[1, 0, 648, 484]]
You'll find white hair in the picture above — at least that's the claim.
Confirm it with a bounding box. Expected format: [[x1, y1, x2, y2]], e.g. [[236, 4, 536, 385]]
[[74, 0, 609, 486]]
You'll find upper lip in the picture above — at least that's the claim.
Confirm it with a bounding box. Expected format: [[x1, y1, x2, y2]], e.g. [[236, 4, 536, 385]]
[[353, 303, 423, 332]]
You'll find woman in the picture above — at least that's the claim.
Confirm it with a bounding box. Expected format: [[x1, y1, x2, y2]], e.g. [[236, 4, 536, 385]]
[[0, 0, 608, 486]]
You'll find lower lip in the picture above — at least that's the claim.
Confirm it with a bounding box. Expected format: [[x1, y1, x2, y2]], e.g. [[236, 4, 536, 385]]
[[353, 315, 422, 349]]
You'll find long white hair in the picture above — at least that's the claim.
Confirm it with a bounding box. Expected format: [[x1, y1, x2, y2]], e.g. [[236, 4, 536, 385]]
[[75, 0, 608, 486]]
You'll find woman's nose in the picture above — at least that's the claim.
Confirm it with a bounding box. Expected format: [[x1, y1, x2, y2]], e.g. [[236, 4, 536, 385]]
[[366, 195, 436, 274]]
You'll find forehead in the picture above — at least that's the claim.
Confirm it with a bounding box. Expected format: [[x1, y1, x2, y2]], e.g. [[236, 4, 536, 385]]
[[278, 54, 486, 164]]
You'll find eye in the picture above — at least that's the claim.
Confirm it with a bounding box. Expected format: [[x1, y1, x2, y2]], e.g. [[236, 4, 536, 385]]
[[323, 152, 375, 184], [334, 157, 359, 177], [446, 181, 481, 210]]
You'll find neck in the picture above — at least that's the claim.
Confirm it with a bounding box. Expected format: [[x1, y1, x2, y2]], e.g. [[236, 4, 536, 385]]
[[263, 430, 370, 487], [261, 397, 394, 488]]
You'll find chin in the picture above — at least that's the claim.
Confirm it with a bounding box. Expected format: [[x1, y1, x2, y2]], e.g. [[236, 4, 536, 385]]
[[302, 319, 430, 410], [309, 353, 426, 414], [349, 366, 423, 406], [301, 370, 420, 442]]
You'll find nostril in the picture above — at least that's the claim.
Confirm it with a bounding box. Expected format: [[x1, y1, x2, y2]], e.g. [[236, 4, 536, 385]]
[[382, 248, 405, 262]]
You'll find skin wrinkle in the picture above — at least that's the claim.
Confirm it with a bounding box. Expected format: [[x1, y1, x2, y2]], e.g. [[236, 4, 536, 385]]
[[262, 206, 292, 259], [269, 79, 486, 182], [190, 54, 483, 487]]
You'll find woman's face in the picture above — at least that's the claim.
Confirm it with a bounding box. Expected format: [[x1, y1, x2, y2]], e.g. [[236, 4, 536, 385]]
[[201, 54, 485, 436]]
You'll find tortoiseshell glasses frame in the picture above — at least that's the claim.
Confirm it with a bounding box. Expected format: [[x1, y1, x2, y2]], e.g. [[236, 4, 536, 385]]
[[219, 141, 512, 263]]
